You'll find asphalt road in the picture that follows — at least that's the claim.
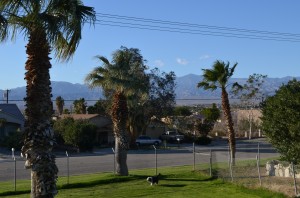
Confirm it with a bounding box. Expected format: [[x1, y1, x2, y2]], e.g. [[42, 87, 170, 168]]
[[0, 138, 279, 182]]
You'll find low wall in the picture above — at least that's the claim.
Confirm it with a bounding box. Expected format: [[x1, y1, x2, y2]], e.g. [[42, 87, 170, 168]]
[[266, 160, 300, 178]]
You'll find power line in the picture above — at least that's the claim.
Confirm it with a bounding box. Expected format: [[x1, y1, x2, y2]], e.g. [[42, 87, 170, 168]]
[[95, 20, 300, 42], [1, 98, 246, 102], [97, 13, 300, 37], [96, 12, 300, 42]]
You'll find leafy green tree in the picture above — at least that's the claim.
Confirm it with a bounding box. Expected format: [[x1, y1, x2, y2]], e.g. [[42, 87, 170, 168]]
[[127, 68, 176, 146], [236, 73, 267, 103], [147, 68, 176, 118], [53, 118, 97, 152], [63, 109, 70, 114], [127, 68, 176, 147], [194, 103, 221, 138], [194, 120, 213, 137], [261, 79, 300, 164], [73, 98, 87, 114], [174, 106, 192, 116], [238, 118, 260, 137], [85, 47, 148, 176], [0, 1, 95, 196], [198, 60, 241, 164], [55, 96, 64, 115], [87, 100, 109, 115], [201, 103, 220, 123], [233, 73, 267, 139]]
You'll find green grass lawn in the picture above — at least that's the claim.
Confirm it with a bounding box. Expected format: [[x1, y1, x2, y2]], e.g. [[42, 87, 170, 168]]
[[0, 165, 287, 198]]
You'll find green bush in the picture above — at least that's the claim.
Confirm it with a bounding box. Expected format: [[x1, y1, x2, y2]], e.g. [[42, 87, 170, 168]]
[[183, 132, 195, 143], [0, 131, 23, 150], [195, 136, 212, 145], [261, 79, 300, 163], [53, 118, 97, 152]]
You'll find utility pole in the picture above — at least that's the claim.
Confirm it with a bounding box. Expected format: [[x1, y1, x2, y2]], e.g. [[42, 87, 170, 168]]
[[3, 89, 10, 104]]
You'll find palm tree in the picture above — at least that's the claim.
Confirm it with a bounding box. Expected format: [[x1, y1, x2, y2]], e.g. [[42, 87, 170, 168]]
[[85, 47, 148, 176], [73, 98, 87, 114], [55, 96, 64, 115], [197, 60, 240, 164], [0, 1, 95, 197]]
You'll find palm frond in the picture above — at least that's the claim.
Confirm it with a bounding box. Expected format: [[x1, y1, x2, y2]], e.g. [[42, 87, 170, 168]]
[[197, 81, 217, 91], [1, 0, 96, 61], [0, 14, 8, 41], [231, 82, 243, 95], [228, 62, 238, 77], [84, 67, 106, 88], [203, 69, 218, 82], [95, 55, 110, 66], [53, 0, 95, 61]]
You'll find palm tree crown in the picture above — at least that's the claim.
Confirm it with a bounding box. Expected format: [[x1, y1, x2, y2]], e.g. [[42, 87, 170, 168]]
[[85, 47, 149, 97], [0, 0, 95, 60], [197, 60, 238, 90]]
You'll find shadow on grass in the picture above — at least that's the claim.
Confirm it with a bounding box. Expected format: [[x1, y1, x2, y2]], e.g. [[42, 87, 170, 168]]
[[0, 190, 31, 196], [0, 175, 141, 196], [60, 175, 143, 189], [163, 177, 216, 182], [0, 174, 219, 196], [159, 184, 186, 187]]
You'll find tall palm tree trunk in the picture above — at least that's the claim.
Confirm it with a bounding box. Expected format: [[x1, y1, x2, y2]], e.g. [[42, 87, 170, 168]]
[[22, 29, 58, 198], [221, 88, 236, 164], [111, 92, 129, 176]]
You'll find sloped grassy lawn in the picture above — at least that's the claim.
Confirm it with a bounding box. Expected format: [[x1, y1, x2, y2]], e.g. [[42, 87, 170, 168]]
[[0, 165, 287, 198]]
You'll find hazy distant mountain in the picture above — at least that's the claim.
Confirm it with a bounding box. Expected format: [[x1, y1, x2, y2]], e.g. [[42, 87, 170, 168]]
[[176, 74, 300, 99], [0, 75, 299, 107], [0, 81, 103, 101]]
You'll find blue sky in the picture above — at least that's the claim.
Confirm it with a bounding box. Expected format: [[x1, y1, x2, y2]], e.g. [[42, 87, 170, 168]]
[[1, 0, 300, 89]]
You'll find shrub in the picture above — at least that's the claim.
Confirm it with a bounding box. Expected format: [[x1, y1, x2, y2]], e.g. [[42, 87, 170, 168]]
[[261, 79, 300, 163], [195, 136, 212, 145], [53, 118, 97, 152], [0, 131, 23, 150], [194, 120, 214, 137]]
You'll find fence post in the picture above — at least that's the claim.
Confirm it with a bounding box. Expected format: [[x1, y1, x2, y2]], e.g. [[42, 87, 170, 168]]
[[256, 155, 262, 186], [66, 151, 69, 184], [209, 149, 212, 177], [292, 162, 298, 197], [256, 143, 262, 186], [12, 148, 16, 191], [112, 148, 115, 175], [153, 145, 157, 175], [228, 146, 233, 181], [228, 145, 230, 167], [193, 142, 195, 171]]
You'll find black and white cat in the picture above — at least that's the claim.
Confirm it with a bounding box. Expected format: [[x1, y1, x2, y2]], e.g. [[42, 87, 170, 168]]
[[147, 173, 161, 185]]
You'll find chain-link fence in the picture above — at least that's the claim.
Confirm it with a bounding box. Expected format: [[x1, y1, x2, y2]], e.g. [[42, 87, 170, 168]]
[[0, 141, 299, 197], [194, 143, 300, 198]]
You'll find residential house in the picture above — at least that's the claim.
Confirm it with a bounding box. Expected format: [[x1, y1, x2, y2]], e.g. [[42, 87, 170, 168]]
[[213, 108, 262, 137], [0, 104, 25, 139], [145, 118, 167, 138], [59, 114, 114, 145], [58, 114, 168, 145]]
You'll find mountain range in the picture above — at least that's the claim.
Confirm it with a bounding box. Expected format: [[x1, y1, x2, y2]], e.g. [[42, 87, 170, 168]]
[[1, 74, 299, 108]]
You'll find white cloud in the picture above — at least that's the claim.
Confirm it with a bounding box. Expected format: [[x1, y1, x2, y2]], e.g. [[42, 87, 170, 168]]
[[154, 59, 165, 67], [176, 58, 188, 65], [199, 55, 212, 60]]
